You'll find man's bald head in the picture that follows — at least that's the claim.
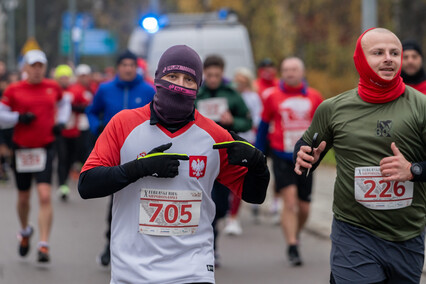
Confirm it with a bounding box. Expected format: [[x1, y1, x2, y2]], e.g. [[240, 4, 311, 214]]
[[361, 28, 402, 51], [281, 57, 305, 86], [359, 28, 402, 80]]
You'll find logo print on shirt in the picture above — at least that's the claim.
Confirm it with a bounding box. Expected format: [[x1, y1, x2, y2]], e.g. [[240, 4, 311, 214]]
[[376, 120, 392, 137], [189, 156, 207, 179], [137, 152, 147, 159]]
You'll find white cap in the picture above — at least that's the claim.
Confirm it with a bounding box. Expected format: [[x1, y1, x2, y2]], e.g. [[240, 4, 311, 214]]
[[75, 64, 91, 76], [24, 50, 47, 65]]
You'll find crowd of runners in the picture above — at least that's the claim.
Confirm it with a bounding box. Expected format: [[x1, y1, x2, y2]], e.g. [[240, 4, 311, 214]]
[[0, 26, 425, 284]]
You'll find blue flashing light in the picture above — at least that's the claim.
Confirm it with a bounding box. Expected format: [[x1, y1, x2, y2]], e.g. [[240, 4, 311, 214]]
[[218, 8, 228, 19], [158, 15, 169, 27], [141, 16, 159, 33]]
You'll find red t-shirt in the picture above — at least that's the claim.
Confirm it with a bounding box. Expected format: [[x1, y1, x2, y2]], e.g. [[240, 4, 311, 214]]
[[408, 80, 426, 95], [261, 85, 323, 153], [1, 79, 63, 147], [62, 83, 93, 138]]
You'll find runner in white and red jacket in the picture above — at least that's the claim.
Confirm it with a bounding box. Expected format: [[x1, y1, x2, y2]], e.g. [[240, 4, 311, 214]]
[[78, 45, 269, 284]]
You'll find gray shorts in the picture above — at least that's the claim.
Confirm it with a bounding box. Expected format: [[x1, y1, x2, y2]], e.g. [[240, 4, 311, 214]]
[[330, 218, 425, 284]]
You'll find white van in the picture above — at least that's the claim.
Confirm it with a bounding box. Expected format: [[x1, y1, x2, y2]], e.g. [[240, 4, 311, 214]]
[[128, 11, 255, 80]]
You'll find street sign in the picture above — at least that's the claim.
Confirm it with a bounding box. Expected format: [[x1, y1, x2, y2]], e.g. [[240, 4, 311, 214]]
[[60, 11, 116, 57], [59, 30, 71, 55], [79, 29, 117, 55], [60, 29, 117, 56], [62, 12, 94, 30]]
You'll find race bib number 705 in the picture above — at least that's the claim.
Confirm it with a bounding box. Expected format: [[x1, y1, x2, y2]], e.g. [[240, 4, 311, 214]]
[[139, 189, 202, 236], [354, 167, 413, 210]]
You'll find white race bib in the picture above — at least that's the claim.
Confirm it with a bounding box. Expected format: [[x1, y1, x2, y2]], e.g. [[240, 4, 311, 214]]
[[283, 129, 305, 152], [139, 189, 202, 236], [65, 113, 77, 130], [77, 114, 90, 130], [15, 148, 47, 173], [197, 97, 228, 121], [354, 166, 413, 210]]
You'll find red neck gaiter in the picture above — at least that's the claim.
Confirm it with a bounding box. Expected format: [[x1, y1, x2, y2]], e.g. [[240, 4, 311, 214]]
[[353, 28, 405, 104], [279, 80, 307, 95]]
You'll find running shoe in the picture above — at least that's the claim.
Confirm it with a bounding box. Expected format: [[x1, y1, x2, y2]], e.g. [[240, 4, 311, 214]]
[[37, 245, 50, 263], [251, 205, 261, 224], [58, 184, 70, 201], [96, 244, 110, 267], [224, 218, 243, 236], [17, 226, 34, 257], [288, 245, 303, 266]]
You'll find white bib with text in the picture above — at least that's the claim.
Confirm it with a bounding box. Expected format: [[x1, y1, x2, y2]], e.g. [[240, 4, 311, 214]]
[[139, 189, 202, 236], [15, 148, 47, 173], [283, 129, 305, 153], [354, 166, 413, 210], [197, 97, 228, 122]]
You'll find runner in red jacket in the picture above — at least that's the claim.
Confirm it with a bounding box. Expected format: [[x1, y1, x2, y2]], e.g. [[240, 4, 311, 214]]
[[256, 57, 323, 266], [0, 50, 71, 263]]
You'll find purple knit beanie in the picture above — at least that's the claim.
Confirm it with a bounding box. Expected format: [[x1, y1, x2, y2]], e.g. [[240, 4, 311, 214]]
[[155, 45, 203, 88]]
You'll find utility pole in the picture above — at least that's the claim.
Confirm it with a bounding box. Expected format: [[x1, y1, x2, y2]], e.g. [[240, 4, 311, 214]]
[[68, 0, 76, 64], [0, 6, 7, 60], [27, 0, 34, 38], [4, 0, 18, 70], [362, 0, 377, 32]]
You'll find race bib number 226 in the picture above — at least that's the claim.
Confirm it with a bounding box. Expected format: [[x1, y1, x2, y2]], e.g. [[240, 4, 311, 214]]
[[354, 167, 413, 210]]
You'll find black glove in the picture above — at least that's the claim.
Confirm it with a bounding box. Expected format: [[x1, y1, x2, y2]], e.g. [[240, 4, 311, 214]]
[[72, 104, 86, 113], [18, 112, 36, 124], [52, 123, 65, 136], [122, 143, 189, 181], [213, 131, 267, 171]]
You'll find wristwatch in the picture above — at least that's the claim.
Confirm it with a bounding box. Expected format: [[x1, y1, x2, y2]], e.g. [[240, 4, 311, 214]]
[[410, 163, 423, 180]]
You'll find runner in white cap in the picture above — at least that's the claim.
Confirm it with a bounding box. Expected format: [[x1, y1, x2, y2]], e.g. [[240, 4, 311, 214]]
[[0, 49, 71, 263]]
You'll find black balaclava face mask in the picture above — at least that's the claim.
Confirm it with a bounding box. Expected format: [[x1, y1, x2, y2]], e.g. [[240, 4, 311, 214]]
[[153, 45, 203, 125]]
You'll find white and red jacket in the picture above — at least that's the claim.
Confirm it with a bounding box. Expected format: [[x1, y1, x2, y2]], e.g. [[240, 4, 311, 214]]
[[81, 104, 249, 284]]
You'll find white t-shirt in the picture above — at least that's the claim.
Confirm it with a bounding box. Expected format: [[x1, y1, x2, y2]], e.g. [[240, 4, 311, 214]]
[[83, 104, 248, 284]]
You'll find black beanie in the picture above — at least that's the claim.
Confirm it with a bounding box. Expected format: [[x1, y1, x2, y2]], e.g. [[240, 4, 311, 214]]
[[155, 45, 203, 87], [402, 39, 423, 57], [116, 50, 138, 65], [258, 58, 275, 68]]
